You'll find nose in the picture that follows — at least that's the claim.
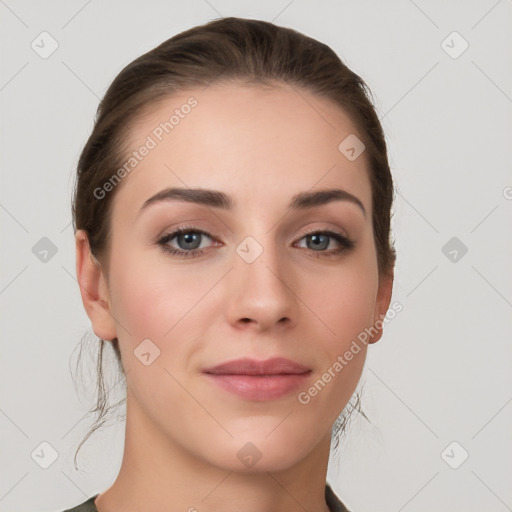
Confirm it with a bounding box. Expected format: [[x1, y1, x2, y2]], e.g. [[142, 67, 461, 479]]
[[224, 239, 298, 332]]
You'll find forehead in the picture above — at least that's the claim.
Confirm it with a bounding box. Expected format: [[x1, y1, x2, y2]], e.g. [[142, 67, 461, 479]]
[[111, 82, 372, 221]]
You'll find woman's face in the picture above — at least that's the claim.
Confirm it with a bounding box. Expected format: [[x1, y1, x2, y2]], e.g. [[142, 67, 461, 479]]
[[79, 82, 392, 472]]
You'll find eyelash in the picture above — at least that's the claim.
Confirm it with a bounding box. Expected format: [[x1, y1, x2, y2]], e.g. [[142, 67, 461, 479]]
[[157, 224, 356, 260]]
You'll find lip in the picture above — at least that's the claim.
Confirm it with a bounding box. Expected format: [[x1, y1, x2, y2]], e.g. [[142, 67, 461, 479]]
[[202, 357, 312, 401], [202, 357, 311, 375]]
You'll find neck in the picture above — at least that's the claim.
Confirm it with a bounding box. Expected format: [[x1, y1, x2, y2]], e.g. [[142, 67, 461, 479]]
[[95, 390, 333, 512]]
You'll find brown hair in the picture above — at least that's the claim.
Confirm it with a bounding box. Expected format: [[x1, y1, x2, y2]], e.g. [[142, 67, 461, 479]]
[[71, 16, 395, 469]]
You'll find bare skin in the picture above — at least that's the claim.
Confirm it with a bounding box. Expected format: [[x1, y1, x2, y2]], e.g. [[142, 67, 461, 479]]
[[75, 81, 393, 512]]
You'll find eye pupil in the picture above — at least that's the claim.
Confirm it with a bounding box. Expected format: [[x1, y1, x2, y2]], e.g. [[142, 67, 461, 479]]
[[179, 232, 201, 250], [308, 234, 329, 251]]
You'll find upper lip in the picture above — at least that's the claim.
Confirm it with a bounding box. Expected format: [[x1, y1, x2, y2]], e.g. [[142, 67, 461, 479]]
[[203, 357, 311, 376]]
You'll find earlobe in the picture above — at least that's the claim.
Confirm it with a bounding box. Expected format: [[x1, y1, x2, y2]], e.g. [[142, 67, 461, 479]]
[[75, 230, 117, 341], [369, 271, 394, 344]]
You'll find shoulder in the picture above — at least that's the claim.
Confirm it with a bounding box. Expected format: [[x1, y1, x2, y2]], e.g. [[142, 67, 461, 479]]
[[325, 483, 352, 512], [58, 495, 99, 512]]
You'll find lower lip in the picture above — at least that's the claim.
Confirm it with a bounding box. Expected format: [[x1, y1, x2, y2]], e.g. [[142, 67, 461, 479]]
[[203, 372, 311, 401]]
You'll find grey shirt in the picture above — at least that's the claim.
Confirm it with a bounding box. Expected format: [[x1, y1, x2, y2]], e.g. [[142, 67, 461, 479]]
[[61, 484, 351, 511]]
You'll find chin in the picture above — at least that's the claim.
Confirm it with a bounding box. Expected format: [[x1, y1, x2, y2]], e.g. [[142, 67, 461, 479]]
[[201, 428, 316, 473], [212, 449, 303, 474]]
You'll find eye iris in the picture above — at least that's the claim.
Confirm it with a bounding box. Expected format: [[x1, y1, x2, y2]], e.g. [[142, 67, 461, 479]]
[[307, 234, 329, 251], [178, 232, 201, 250]]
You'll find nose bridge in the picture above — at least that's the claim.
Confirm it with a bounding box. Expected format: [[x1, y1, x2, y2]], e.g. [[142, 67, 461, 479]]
[[226, 230, 296, 329]]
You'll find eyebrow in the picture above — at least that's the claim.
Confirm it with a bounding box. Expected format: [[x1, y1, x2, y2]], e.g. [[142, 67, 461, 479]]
[[139, 187, 366, 217]]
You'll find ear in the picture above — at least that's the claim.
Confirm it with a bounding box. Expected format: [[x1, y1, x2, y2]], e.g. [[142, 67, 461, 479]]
[[369, 271, 394, 344], [75, 229, 117, 341]]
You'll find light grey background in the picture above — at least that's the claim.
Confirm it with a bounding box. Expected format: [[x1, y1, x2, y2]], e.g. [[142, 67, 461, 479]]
[[1, 1, 511, 511]]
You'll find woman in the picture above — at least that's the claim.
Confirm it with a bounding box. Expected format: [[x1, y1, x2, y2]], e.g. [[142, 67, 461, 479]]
[[66, 16, 395, 512]]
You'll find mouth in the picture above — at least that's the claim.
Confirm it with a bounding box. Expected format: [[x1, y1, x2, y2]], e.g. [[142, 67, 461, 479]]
[[202, 357, 312, 401]]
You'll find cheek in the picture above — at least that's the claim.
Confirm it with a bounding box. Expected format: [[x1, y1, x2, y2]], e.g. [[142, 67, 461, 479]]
[[309, 282, 375, 396], [328, 275, 376, 336], [297, 266, 376, 413], [108, 248, 172, 339], [305, 257, 379, 348], [107, 253, 203, 403], [109, 248, 223, 344]]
